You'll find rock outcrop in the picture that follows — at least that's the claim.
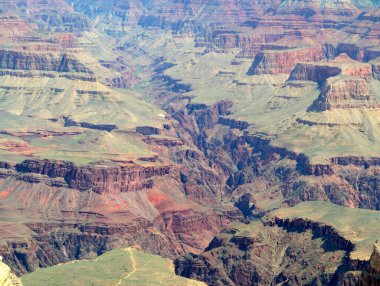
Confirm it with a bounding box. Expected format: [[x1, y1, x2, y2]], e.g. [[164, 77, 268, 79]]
[[361, 242, 380, 285], [0, 49, 90, 73], [312, 76, 378, 111], [14, 159, 171, 194], [276, 0, 360, 17], [175, 220, 356, 286], [289, 54, 372, 82], [248, 46, 326, 75]]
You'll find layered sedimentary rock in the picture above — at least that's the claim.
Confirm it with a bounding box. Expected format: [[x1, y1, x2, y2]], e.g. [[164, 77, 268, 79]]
[[289, 54, 372, 82], [0, 15, 34, 43], [72, 0, 143, 25], [248, 46, 326, 75], [0, 49, 90, 73], [21, 0, 89, 32], [353, 8, 380, 40], [175, 220, 354, 285], [312, 76, 378, 110], [14, 159, 171, 194], [276, 0, 360, 17], [1, 0, 380, 284], [0, 158, 241, 275], [176, 202, 380, 285]]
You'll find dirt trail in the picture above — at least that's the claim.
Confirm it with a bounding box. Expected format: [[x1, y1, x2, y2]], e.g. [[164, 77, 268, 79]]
[[115, 248, 137, 286]]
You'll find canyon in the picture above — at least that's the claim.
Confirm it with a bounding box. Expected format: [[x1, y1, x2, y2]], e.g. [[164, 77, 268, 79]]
[[0, 0, 379, 285]]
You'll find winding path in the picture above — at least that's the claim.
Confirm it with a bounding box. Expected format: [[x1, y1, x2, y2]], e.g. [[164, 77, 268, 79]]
[[115, 248, 137, 286]]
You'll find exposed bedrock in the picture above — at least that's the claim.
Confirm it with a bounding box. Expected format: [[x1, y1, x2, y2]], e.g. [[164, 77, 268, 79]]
[[72, 0, 143, 24], [0, 49, 91, 73], [275, 0, 360, 17], [1, 207, 238, 276], [248, 46, 326, 75], [337, 43, 366, 61], [33, 12, 90, 32], [175, 218, 361, 286], [211, 32, 285, 56], [288, 55, 372, 83], [331, 157, 380, 167], [165, 99, 380, 211], [311, 76, 379, 111], [14, 159, 171, 194], [272, 217, 355, 252]]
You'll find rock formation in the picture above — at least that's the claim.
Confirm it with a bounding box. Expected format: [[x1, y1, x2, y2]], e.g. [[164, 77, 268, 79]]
[[312, 76, 378, 110], [0, 0, 380, 285], [248, 46, 326, 75], [361, 242, 380, 285]]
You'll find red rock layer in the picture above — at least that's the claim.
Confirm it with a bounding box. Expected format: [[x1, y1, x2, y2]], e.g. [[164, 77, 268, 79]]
[[313, 76, 379, 111], [288, 54, 372, 82], [249, 46, 326, 75]]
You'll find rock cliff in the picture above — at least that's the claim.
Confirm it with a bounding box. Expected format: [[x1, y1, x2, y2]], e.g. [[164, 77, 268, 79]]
[[312, 76, 379, 110], [248, 46, 326, 75]]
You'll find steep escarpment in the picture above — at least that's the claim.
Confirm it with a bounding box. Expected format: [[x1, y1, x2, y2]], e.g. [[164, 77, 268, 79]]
[[288, 54, 373, 82], [71, 0, 143, 25], [175, 220, 355, 286], [14, 159, 171, 194], [0, 49, 91, 73], [0, 160, 241, 275], [311, 76, 379, 110], [248, 46, 326, 75], [176, 202, 380, 285]]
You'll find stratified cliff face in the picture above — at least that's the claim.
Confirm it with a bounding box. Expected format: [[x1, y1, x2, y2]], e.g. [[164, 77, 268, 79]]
[[0, 49, 90, 73], [14, 159, 171, 194], [19, 0, 90, 32], [71, 0, 143, 25], [0, 158, 241, 275], [248, 46, 326, 75], [312, 76, 378, 110], [288, 54, 373, 82]]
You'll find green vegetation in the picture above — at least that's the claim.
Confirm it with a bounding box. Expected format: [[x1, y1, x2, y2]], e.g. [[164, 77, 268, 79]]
[[271, 201, 380, 260], [21, 248, 206, 286]]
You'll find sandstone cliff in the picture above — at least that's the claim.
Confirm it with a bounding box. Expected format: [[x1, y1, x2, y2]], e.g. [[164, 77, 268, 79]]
[[288, 54, 372, 82], [248, 46, 326, 75], [0, 49, 90, 73], [312, 76, 378, 111]]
